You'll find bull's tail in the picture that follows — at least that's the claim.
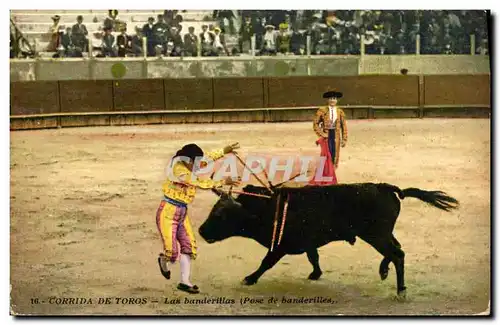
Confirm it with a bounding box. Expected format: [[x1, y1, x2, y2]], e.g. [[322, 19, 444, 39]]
[[378, 183, 459, 212]]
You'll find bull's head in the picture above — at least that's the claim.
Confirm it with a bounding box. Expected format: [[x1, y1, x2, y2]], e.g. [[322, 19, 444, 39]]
[[198, 189, 250, 244]]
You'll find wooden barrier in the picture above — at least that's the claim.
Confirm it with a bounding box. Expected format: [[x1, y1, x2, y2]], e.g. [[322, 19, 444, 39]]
[[10, 81, 59, 115], [213, 77, 265, 109], [9, 75, 491, 130], [164, 78, 213, 110], [113, 79, 165, 111], [422, 105, 491, 118], [59, 80, 113, 113], [424, 75, 490, 106], [267, 75, 420, 107], [10, 115, 59, 129], [10, 105, 490, 130]]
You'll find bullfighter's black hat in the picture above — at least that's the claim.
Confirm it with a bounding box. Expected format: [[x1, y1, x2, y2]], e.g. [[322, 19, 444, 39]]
[[323, 91, 343, 99], [174, 143, 204, 162]]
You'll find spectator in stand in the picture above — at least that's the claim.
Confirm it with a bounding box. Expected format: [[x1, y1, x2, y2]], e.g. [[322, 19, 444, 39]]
[[172, 14, 183, 30], [71, 15, 88, 52], [376, 28, 392, 54], [405, 22, 419, 54], [276, 23, 291, 54], [325, 15, 342, 54], [213, 10, 236, 35], [342, 30, 360, 54], [269, 10, 287, 29], [423, 33, 440, 54], [200, 24, 215, 56], [101, 26, 116, 57], [421, 15, 441, 54], [315, 32, 330, 54], [261, 25, 277, 55], [183, 26, 198, 56], [117, 27, 131, 57], [155, 44, 164, 57], [142, 17, 155, 56], [104, 10, 118, 32], [169, 26, 184, 56], [253, 17, 265, 50], [10, 32, 15, 58], [212, 27, 230, 56], [131, 26, 143, 57], [52, 44, 67, 58], [290, 27, 305, 55], [476, 38, 488, 55], [60, 27, 73, 56], [282, 13, 293, 32], [393, 29, 406, 54], [47, 15, 61, 52], [153, 14, 169, 54], [163, 10, 178, 26], [239, 16, 254, 54]]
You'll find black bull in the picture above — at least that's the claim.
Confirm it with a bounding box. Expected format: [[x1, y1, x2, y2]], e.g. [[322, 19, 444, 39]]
[[198, 182, 459, 298]]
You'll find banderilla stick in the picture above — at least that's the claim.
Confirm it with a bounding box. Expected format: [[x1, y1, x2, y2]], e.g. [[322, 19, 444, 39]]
[[273, 171, 306, 187], [270, 192, 281, 252], [255, 158, 274, 190], [220, 189, 272, 199], [277, 193, 289, 247], [234, 153, 274, 194]]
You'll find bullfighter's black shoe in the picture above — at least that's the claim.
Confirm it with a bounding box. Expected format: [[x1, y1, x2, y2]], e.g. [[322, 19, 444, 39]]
[[158, 253, 171, 280], [177, 283, 200, 294]]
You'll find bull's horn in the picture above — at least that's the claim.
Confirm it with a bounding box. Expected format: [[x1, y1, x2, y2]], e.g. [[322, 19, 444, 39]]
[[212, 188, 223, 196]]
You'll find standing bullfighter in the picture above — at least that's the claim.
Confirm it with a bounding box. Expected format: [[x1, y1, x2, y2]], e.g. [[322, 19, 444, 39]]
[[156, 143, 240, 294], [313, 91, 348, 169]]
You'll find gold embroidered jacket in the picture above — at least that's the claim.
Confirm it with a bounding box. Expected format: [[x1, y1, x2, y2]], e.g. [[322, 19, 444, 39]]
[[312, 106, 348, 167], [162, 149, 225, 205]]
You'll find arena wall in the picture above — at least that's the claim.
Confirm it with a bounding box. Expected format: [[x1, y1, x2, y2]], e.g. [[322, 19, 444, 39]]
[[10, 74, 491, 130], [9, 55, 490, 81]]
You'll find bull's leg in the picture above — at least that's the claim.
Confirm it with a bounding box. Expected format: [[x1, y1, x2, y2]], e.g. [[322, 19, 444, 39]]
[[390, 240, 406, 299], [379, 257, 391, 281], [306, 249, 322, 280], [242, 249, 286, 285], [379, 235, 401, 281], [361, 235, 407, 300], [392, 235, 402, 248]]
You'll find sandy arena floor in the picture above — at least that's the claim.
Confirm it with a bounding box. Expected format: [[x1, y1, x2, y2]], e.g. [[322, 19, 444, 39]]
[[10, 118, 490, 315]]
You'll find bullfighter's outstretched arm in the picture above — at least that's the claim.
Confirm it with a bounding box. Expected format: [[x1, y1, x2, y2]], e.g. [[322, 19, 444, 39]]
[[204, 148, 225, 161], [173, 162, 224, 189], [205, 143, 240, 161]]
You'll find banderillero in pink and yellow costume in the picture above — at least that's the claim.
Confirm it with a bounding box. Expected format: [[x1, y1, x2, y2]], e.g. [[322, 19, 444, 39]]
[[156, 148, 225, 262]]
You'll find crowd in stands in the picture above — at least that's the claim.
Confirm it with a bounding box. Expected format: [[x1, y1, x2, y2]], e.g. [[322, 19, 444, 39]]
[[10, 10, 490, 58], [237, 10, 490, 55]]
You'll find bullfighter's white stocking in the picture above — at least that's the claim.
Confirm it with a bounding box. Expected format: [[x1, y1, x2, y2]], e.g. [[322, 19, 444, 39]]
[[180, 254, 193, 286]]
